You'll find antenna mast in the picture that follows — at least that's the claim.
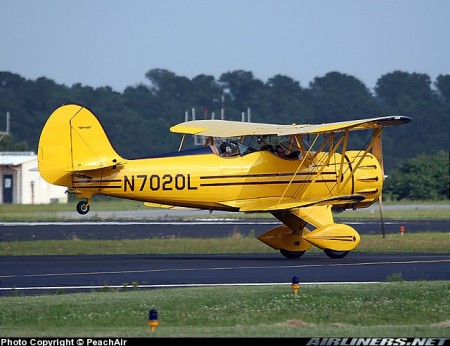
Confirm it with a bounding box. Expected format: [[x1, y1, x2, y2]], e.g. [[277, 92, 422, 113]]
[[0, 111, 10, 143]]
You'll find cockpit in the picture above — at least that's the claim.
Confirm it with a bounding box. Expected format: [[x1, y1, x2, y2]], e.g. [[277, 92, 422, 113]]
[[215, 135, 303, 159]]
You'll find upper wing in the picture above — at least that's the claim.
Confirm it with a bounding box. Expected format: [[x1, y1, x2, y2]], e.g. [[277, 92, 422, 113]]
[[170, 116, 411, 138], [170, 120, 286, 137]]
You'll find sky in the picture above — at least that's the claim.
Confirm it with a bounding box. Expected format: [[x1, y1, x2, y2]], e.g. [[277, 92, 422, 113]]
[[1, 0, 449, 92]]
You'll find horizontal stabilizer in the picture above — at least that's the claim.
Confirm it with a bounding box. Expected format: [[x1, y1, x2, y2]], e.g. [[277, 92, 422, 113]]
[[65, 161, 125, 172]]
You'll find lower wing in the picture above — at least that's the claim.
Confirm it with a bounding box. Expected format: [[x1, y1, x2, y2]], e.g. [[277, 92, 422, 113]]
[[217, 195, 365, 212]]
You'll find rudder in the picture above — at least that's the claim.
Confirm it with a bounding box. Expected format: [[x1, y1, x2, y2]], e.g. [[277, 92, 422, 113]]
[[37, 104, 123, 187]]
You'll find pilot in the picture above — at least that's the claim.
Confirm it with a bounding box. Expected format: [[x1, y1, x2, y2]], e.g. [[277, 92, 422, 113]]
[[220, 142, 232, 156]]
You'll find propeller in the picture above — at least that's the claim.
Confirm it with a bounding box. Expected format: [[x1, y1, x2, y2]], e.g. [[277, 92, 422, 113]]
[[371, 129, 386, 238], [378, 193, 386, 238]]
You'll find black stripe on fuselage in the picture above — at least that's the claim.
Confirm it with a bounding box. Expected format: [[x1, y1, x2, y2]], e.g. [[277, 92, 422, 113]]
[[200, 171, 335, 179], [200, 179, 337, 187]]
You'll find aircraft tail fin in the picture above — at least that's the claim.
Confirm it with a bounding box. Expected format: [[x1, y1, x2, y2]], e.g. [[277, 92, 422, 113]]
[[37, 104, 123, 187]]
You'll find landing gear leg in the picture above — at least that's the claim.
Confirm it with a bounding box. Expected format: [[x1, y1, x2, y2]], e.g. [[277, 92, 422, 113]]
[[76, 200, 90, 215]]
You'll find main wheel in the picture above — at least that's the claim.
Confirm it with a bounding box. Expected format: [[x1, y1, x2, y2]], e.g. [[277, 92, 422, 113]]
[[324, 249, 349, 259], [280, 249, 306, 259], [76, 201, 90, 215]]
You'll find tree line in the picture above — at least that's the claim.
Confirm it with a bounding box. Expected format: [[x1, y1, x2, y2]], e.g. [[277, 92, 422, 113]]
[[0, 69, 448, 200]]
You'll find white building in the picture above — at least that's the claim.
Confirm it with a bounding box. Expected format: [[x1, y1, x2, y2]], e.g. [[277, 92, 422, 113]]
[[0, 151, 67, 204]]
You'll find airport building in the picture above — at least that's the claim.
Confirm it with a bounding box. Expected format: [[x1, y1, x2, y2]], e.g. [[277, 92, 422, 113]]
[[0, 151, 67, 204]]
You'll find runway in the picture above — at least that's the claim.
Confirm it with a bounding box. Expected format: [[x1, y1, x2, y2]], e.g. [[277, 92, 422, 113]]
[[1, 252, 449, 295], [1, 219, 448, 241], [1, 220, 449, 295]]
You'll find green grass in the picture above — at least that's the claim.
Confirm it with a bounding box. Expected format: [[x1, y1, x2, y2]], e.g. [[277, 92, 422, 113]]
[[335, 208, 450, 221], [1, 233, 449, 256], [1, 282, 449, 337]]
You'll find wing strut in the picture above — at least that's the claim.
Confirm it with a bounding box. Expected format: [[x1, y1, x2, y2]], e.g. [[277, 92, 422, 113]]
[[277, 133, 320, 206], [339, 127, 382, 191], [178, 134, 186, 151], [296, 132, 346, 200], [336, 131, 349, 191]]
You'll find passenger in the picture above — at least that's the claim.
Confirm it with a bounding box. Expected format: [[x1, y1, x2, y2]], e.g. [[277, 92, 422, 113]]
[[275, 145, 287, 158], [285, 150, 301, 159], [275, 145, 300, 159]]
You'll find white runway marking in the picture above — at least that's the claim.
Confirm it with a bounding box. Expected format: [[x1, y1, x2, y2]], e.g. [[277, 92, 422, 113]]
[[1, 258, 449, 279], [1, 258, 448, 293]]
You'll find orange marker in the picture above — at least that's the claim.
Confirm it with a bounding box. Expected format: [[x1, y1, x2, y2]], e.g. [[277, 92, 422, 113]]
[[291, 276, 300, 296]]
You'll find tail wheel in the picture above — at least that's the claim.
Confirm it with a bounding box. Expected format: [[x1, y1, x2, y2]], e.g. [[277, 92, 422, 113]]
[[280, 249, 306, 259], [324, 249, 349, 259], [76, 201, 90, 215]]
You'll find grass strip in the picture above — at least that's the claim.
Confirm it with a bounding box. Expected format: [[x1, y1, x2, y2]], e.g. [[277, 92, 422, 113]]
[[1, 282, 449, 337], [1, 232, 449, 256]]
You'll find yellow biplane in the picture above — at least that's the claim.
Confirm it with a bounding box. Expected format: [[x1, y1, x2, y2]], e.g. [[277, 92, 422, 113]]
[[37, 103, 411, 259]]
